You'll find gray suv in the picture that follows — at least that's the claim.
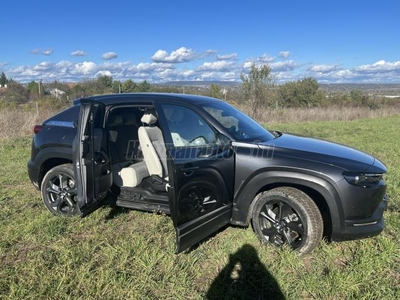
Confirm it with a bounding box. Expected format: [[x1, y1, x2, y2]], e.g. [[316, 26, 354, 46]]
[[28, 93, 388, 254]]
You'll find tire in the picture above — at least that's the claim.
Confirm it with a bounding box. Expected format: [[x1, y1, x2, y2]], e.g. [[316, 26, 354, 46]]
[[41, 164, 79, 216], [251, 187, 323, 255]]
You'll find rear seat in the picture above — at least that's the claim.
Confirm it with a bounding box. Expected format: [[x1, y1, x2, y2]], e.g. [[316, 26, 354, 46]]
[[108, 110, 146, 187], [109, 114, 139, 165]]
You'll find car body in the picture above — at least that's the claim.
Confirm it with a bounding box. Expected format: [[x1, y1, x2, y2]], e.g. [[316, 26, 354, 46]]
[[28, 93, 388, 254]]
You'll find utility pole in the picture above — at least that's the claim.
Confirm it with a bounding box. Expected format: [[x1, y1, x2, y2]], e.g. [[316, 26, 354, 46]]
[[222, 88, 227, 101], [38, 79, 42, 97]]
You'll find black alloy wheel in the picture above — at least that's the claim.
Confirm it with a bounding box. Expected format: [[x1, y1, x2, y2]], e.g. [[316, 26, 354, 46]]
[[41, 164, 78, 216], [252, 187, 323, 255]]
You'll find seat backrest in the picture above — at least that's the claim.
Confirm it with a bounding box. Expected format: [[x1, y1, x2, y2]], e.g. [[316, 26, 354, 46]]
[[138, 113, 168, 178], [109, 112, 139, 163]]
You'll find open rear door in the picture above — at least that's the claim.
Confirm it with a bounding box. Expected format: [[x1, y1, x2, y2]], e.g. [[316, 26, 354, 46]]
[[74, 100, 112, 216]]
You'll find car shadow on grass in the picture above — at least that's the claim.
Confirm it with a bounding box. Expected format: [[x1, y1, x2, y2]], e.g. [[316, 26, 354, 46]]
[[206, 244, 285, 300]]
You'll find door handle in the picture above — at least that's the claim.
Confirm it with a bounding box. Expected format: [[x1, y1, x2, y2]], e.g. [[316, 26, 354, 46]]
[[181, 165, 199, 177], [180, 166, 199, 172]]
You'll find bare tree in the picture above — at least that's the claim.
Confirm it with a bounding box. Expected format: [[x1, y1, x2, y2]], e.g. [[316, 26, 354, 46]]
[[240, 64, 274, 119]]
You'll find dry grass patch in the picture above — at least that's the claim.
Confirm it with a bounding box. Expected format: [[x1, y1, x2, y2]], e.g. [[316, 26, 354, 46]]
[[236, 103, 400, 124]]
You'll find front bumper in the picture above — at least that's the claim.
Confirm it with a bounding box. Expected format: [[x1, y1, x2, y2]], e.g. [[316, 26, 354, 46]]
[[332, 194, 388, 242]]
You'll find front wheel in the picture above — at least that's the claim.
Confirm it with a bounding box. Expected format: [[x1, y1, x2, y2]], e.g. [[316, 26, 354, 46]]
[[251, 187, 323, 255], [41, 164, 78, 216]]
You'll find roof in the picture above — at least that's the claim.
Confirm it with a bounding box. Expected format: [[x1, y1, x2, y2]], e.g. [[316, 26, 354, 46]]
[[74, 93, 222, 106]]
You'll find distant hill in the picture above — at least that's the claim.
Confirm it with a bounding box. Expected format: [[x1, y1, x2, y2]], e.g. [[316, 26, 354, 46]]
[[162, 81, 240, 87], [160, 81, 400, 96], [319, 83, 400, 96]]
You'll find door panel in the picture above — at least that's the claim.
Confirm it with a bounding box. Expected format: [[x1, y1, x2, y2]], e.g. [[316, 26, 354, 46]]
[[176, 205, 232, 252], [170, 148, 234, 253], [159, 104, 235, 253], [74, 100, 112, 216]]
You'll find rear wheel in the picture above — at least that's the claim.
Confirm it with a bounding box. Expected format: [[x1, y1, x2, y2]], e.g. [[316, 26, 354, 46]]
[[41, 164, 78, 216], [251, 187, 323, 255]]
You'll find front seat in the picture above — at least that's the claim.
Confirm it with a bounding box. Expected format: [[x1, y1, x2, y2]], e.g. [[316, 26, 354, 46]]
[[138, 112, 169, 191]]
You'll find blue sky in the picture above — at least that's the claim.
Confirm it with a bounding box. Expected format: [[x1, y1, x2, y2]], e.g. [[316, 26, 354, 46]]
[[1, 0, 399, 83]]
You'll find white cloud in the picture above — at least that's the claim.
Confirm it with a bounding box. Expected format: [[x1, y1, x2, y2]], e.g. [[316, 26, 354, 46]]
[[242, 61, 254, 69], [217, 53, 237, 60], [353, 60, 400, 74], [219, 71, 237, 81], [242, 54, 276, 69], [334, 70, 355, 78], [257, 54, 275, 63], [102, 52, 118, 60], [33, 61, 55, 71], [305, 60, 400, 83], [5, 47, 400, 84], [197, 49, 217, 59], [42, 49, 53, 56], [95, 70, 112, 77], [279, 51, 290, 59], [270, 60, 298, 72], [200, 72, 216, 79], [308, 64, 340, 73], [181, 70, 196, 77], [74, 61, 97, 74], [151, 47, 196, 63], [30, 49, 53, 56], [197, 61, 235, 72], [71, 50, 87, 56], [205, 49, 217, 55], [136, 62, 175, 72], [241, 59, 299, 81]]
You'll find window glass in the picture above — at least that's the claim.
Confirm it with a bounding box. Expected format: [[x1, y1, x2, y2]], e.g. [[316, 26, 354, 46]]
[[47, 104, 80, 122], [162, 105, 216, 147], [202, 101, 275, 142]]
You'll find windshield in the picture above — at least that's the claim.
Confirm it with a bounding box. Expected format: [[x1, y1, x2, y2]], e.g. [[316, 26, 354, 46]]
[[201, 101, 275, 142]]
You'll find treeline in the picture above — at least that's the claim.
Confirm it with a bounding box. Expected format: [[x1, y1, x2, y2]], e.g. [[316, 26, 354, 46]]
[[0, 70, 398, 113], [238, 64, 399, 119], [0, 72, 154, 107]]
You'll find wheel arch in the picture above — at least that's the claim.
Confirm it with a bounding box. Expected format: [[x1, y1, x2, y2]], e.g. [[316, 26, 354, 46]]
[[36, 148, 73, 188], [231, 171, 344, 239]]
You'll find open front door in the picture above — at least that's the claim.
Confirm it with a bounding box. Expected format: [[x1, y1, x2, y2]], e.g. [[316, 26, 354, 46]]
[[159, 104, 235, 253], [170, 147, 234, 253], [74, 100, 112, 216]]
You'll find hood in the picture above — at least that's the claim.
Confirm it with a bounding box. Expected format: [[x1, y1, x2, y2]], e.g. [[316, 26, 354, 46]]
[[259, 133, 377, 172]]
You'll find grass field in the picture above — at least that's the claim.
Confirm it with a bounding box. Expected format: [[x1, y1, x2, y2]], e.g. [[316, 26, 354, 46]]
[[0, 117, 399, 299]]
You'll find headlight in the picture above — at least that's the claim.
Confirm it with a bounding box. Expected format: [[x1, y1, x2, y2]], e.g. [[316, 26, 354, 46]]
[[343, 172, 383, 188]]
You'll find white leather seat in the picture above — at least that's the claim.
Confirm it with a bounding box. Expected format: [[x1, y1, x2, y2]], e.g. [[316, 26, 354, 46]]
[[113, 161, 149, 187], [138, 113, 169, 182]]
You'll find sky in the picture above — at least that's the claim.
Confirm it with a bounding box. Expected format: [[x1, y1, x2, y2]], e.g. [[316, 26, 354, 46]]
[[1, 0, 399, 84]]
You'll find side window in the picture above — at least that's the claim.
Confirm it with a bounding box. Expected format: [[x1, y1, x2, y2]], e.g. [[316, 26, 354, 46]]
[[204, 106, 238, 130], [45, 105, 80, 123], [162, 105, 216, 147]]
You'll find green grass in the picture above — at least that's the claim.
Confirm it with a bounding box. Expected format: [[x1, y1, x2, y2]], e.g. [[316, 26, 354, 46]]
[[0, 117, 399, 299]]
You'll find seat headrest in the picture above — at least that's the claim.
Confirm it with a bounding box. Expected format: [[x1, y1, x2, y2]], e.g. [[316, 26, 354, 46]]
[[141, 113, 157, 125]]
